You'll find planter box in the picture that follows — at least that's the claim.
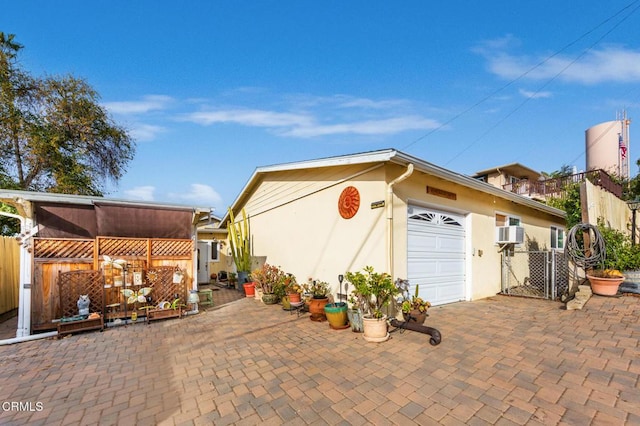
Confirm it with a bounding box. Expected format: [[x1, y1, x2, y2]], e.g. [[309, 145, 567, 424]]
[[147, 307, 182, 323], [57, 317, 104, 337]]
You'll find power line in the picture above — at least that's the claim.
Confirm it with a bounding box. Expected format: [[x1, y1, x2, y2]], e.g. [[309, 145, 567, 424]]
[[402, 0, 640, 165]]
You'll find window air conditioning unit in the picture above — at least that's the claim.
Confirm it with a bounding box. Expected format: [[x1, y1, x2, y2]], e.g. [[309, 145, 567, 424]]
[[496, 226, 524, 244]]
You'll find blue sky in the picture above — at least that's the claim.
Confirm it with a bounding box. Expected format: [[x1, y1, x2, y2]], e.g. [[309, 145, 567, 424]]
[[3, 1, 640, 212]]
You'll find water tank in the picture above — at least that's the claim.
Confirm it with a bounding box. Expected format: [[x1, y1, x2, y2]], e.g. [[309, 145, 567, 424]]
[[585, 119, 629, 178]]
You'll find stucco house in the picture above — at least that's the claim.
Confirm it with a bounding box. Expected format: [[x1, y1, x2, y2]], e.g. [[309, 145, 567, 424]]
[[221, 149, 566, 306]]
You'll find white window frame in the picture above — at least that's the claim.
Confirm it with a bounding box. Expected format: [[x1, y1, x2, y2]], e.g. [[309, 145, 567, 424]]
[[495, 212, 521, 227], [550, 226, 565, 250]]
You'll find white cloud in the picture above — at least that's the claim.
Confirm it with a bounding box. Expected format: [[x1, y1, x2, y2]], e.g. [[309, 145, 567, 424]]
[[124, 186, 155, 201], [476, 39, 640, 84], [104, 95, 173, 115], [282, 116, 440, 138], [181, 101, 440, 138], [129, 123, 166, 141], [169, 184, 222, 207], [518, 89, 552, 99], [182, 109, 314, 128]]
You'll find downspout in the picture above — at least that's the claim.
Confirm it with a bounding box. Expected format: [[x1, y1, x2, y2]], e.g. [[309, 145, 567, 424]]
[[387, 164, 414, 277]]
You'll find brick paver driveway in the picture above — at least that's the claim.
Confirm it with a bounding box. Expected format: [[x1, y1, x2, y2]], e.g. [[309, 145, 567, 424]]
[[0, 294, 638, 425]]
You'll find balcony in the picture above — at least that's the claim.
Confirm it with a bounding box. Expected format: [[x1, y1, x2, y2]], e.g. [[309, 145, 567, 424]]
[[502, 169, 622, 199]]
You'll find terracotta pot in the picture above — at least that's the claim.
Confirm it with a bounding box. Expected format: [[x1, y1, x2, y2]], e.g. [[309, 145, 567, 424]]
[[362, 315, 389, 342], [402, 309, 427, 325], [324, 302, 349, 329], [243, 282, 255, 298], [288, 292, 301, 303], [587, 274, 624, 296], [308, 297, 329, 321]]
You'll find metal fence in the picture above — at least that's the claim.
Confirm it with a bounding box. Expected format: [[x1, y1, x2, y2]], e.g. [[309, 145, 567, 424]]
[[501, 250, 569, 300]]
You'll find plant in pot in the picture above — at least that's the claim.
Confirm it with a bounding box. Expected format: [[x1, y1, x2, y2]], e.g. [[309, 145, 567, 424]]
[[304, 278, 331, 321], [587, 223, 640, 296], [227, 207, 252, 292], [345, 266, 400, 342], [395, 278, 431, 325], [283, 274, 303, 304], [252, 263, 286, 305]]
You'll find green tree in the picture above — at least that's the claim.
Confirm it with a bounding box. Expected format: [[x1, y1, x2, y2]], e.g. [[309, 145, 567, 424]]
[[546, 182, 581, 230], [0, 32, 134, 195]]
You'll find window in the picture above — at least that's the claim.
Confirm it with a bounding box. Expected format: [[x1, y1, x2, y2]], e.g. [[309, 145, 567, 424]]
[[551, 227, 565, 250], [211, 241, 219, 261], [495, 213, 521, 227]]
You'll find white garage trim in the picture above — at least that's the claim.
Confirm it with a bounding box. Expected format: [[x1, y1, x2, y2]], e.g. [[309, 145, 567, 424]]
[[407, 205, 466, 306]]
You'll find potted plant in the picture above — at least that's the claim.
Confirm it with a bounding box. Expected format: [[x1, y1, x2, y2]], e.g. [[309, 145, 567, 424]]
[[283, 274, 302, 304], [345, 266, 400, 342], [227, 207, 252, 292], [252, 263, 286, 305], [396, 278, 431, 325], [587, 223, 640, 295], [304, 278, 331, 321]]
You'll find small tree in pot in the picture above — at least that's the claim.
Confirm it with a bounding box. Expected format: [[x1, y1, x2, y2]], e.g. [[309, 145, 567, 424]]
[[345, 266, 400, 342]]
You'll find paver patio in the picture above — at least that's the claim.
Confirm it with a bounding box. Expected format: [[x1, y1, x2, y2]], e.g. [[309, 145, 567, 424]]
[[0, 292, 639, 425]]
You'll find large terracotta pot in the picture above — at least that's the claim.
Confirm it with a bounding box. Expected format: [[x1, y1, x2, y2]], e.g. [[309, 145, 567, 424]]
[[587, 274, 624, 296], [363, 315, 389, 342], [308, 297, 329, 321], [324, 302, 349, 329]]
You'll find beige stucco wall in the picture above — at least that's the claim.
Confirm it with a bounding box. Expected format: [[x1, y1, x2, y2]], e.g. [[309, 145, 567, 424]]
[[583, 180, 630, 233], [244, 163, 389, 295], [389, 164, 565, 301], [238, 161, 566, 302]]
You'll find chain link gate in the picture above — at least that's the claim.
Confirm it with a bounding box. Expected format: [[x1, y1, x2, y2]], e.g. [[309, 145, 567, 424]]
[[501, 250, 569, 300]]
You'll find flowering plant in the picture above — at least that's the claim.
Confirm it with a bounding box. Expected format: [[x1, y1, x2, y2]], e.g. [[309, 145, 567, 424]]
[[251, 263, 286, 294], [283, 274, 302, 294], [304, 278, 330, 298]]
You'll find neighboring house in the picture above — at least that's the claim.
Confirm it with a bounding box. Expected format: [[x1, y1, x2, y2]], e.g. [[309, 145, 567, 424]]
[[472, 163, 543, 198], [221, 149, 566, 306], [195, 213, 232, 284], [474, 163, 623, 201], [0, 190, 209, 340]]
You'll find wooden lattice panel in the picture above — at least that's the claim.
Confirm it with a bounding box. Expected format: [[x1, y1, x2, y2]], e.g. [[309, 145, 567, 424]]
[[146, 266, 187, 306], [152, 239, 192, 257], [99, 238, 148, 257], [57, 270, 104, 318], [34, 239, 94, 259]]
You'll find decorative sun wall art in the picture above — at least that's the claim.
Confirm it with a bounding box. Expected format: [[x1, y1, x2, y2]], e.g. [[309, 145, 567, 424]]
[[338, 186, 360, 219]]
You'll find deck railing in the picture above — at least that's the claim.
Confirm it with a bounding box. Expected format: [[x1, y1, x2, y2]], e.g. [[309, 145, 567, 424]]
[[502, 169, 622, 199]]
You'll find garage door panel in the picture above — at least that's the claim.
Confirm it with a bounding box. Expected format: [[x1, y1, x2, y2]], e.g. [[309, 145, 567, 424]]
[[408, 206, 465, 306]]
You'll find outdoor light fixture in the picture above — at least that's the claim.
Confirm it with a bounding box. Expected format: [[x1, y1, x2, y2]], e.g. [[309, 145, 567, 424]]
[[627, 198, 640, 246]]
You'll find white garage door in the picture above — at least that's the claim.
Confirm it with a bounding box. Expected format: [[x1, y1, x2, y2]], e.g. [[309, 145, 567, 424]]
[[407, 205, 465, 306]]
